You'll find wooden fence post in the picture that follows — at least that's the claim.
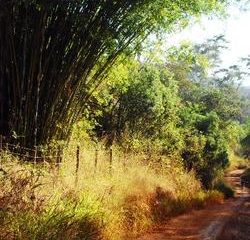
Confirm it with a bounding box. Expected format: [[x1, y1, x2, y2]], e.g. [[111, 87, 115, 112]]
[[109, 146, 113, 175], [95, 148, 98, 172], [75, 145, 80, 185], [56, 146, 63, 170], [0, 135, 2, 152], [43, 154, 46, 170], [123, 146, 128, 169], [34, 146, 37, 165], [0, 135, 2, 167]]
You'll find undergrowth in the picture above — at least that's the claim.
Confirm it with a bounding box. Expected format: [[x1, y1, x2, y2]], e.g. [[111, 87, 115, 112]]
[[241, 168, 250, 187], [214, 181, 235, 199], [227, 151, 250, 171], [0, 146, 224, 240]]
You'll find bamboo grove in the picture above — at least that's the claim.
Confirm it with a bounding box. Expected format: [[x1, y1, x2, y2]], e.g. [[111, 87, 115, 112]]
[[0, 0, 220, 148]]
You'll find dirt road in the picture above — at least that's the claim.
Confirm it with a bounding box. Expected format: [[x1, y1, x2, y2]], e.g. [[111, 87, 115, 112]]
[[216, 170, 250, 240], [138, 170, 250, 240]]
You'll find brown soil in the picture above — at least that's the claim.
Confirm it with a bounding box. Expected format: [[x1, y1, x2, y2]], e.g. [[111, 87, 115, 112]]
[[137, 170, 250, 240]]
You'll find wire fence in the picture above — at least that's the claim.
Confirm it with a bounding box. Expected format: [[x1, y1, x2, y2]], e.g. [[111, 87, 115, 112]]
[[0, 134, 175, 191], [0, 135, 131, 182], [0, 135, 63, 165]]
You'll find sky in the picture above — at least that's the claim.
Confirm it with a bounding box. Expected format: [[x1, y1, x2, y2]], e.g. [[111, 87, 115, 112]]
[[167, 4, 250, 86]]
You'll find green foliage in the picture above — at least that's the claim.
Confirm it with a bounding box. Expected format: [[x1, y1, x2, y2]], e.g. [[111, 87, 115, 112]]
[[240, 118, 250, 159], [214, 181, 235, 198], [92, 61, 182, 152], [181, 112, 229, 188], [165, 37, 247, 188], [0, 0, 220, 148], [83, 34, 247, 189], [117, 64, 180, 140], [241, 135, 250, 158], [0, 160, 105, 240], [241, 168, 250, 187]]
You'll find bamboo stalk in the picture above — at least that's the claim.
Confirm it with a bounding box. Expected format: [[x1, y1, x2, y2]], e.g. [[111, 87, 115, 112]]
[[0, 0, 193, 150]]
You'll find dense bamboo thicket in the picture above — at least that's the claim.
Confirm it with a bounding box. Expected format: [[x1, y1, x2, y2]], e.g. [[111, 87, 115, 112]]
[[0, 0, 219, 148]]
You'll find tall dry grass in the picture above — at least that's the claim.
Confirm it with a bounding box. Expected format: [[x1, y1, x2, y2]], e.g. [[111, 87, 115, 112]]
[[0, 142, 224, 240]]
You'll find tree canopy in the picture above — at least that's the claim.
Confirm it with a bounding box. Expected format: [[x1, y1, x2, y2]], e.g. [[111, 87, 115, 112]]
[[0, 0, 222, 147], [84, 34, 248, 187]]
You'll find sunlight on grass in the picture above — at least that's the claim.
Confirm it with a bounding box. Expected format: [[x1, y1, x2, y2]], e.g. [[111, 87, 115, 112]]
[[0, 143, 225, 240]]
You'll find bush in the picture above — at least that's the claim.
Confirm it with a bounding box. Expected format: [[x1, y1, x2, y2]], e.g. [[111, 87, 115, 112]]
[[181, 112, 230, 189], [241, 168, 250, 187], [149, 187, 176, 222], [214, 181, 235, 199], [0, 158, 105, 240]]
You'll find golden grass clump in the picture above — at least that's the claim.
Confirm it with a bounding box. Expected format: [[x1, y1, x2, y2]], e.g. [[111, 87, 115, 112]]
[[0, 143, 225, 240]]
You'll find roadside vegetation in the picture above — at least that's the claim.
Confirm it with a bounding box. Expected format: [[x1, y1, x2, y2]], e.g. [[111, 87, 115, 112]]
[[241, 168, 250, 188], [1, 33, 249, 240], [0, 1, 250, 240], [0, 150, 225, 240]]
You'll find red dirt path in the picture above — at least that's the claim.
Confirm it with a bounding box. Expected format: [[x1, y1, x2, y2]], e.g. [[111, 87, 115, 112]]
[[137, 170, 250, 240]]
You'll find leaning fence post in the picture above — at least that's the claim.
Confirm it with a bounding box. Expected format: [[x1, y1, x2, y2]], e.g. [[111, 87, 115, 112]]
[[109, 146, 113, 175], [75, 145, 80, 185]]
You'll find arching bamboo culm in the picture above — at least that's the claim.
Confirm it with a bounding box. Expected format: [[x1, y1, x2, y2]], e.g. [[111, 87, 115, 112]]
[[0, 0, 213, 150], [0, 0, 150, 148]]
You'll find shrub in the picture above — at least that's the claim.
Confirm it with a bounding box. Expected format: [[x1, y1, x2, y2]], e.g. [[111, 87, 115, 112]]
[[0, 158, 105, 240], [241, 168, 250, 187], [149, 187, 176, 222], [189, 190, 224, 210], [214, 181, 235, 199], [181, 112, 230, 189]]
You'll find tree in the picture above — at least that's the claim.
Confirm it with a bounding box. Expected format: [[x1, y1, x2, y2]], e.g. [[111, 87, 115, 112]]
[[0, 0, 220, 148], [83, 34, 245, 188], [240, 118, 250, 158], [180, 111, 229, 188], [164, 37, 246, 188], [108, 64, 180, 150]]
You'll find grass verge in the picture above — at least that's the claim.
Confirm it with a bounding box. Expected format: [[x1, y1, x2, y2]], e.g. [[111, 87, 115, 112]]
[[0, 149, 224, 240]]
